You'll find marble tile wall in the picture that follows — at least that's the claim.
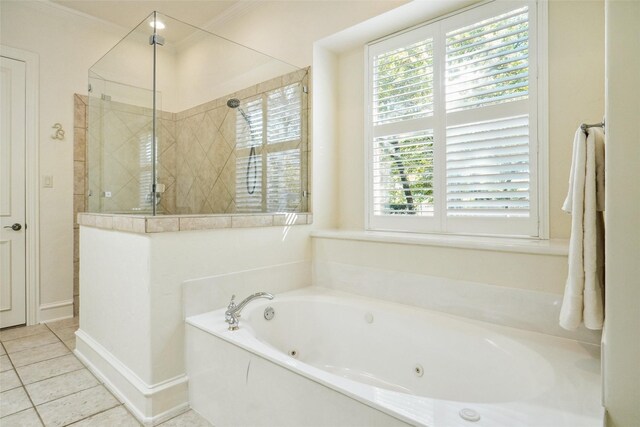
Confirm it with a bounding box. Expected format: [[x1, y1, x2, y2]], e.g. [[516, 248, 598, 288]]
[[73, 95, 87, 317], [174, 103, 237, 214]]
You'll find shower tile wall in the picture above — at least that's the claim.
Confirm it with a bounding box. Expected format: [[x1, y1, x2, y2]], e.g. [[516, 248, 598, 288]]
[[73, 95, 88, 317], [174, 101, 237, 214], [157, 113, 177, 214]]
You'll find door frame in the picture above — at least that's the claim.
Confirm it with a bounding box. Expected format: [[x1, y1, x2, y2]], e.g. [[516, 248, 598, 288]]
[[1, 45, 40, 326]]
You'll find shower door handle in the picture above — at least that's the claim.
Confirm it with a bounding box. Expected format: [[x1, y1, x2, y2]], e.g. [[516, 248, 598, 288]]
[[3, 223, 22, 231]]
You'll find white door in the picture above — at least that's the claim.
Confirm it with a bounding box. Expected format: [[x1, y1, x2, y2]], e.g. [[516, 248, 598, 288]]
[[0, 56, 27, 328]]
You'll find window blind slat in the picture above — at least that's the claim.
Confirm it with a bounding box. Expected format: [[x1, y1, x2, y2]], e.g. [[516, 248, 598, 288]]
[[235, 98, 263, 151], [372, 38, 434, 126], [447, 70, 528, 97], [445, 7, 529, 113], [447, 30, 528, 59], [235, 154, 264, 213], [372, 130, 434, 215], [446, 115, 530, 216], [374, 74, 434, 95], [446, 46, 528, 79], [446, 6, 528, 38], [267, 83, 301, 144], [267, 149, 301, 212]]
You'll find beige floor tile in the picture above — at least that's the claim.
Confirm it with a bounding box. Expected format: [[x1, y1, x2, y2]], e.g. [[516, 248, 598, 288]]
[[71, 405, 141, 427], [159, 410, 213, 427], [0, 407, 43, 426], [0, 324, 48, 342], [36, 385, 119, 427], [0, 387, 32, 417], [45, 317, 79, 332], [25, 369, 99, 405], [51, 326, 77, 342], [1, 354, 13, 372], [63, 338, 76, 351], [1, 368, 22, 392], [9, 342, 70, 368], [16, 354, 83, 385], [0, 343, 6, 355], [3, 332, 59, 354]]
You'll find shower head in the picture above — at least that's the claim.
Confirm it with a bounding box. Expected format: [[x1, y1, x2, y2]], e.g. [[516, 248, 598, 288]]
[[227, 98, 252, 128]]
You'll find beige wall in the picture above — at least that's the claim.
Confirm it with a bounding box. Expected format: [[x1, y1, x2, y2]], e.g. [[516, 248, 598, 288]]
[[548, 0, 605, 238], [603, 0, 640, 425], [0, 1, 124, 316], [205, 0, 408, 69]]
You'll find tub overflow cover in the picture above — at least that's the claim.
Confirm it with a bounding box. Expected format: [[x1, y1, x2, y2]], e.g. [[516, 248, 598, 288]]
[[264, 307, 275, 320]]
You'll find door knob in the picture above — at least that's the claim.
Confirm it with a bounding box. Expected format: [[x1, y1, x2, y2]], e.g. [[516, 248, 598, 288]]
[[3, 223, 22, 231]]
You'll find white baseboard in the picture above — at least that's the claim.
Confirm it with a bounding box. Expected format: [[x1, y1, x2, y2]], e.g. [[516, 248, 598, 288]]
[[75, 329, 189, 426], [39, 300, 73, 323]]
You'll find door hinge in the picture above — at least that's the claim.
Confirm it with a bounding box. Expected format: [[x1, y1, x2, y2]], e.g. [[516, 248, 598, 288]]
[[149, 34, 165, 46]]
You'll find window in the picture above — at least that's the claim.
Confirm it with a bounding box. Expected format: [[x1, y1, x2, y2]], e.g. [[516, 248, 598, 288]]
[[236, 83, 303, 213], [139, 133, 154, 211], [366, 1, 541, 237]]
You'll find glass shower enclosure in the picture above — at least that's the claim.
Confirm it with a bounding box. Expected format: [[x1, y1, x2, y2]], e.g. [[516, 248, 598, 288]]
[[88, 12, 309, 215]]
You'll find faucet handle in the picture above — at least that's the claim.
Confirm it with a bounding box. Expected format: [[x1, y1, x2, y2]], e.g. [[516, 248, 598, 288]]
[[227, 294, 237, 310]]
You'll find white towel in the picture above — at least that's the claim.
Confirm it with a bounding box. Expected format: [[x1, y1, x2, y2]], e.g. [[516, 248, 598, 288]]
[[559, 127, 605, 331]]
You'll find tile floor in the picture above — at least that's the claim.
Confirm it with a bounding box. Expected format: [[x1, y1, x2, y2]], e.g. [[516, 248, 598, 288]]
[[0, 318, 212, 426]]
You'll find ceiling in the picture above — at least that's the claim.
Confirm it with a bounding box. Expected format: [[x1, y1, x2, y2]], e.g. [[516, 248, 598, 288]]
[[51, 0, 242, 32]]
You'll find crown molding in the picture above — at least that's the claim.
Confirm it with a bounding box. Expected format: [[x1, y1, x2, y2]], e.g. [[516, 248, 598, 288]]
[[199, 1, 262, 33]]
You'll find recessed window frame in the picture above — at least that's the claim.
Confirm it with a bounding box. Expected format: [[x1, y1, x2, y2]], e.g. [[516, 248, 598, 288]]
[[364, 0, 548, 238]]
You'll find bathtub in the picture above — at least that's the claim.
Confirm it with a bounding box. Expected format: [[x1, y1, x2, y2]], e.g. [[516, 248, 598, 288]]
[[185, 287, 602, 426]]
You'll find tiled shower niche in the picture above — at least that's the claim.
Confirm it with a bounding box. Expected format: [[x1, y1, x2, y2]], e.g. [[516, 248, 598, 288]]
[[87, 68, 309, 215]]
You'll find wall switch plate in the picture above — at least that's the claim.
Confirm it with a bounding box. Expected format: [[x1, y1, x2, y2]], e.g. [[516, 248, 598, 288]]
[[43, 175, 53, 188], [103, 191, 112, 198]]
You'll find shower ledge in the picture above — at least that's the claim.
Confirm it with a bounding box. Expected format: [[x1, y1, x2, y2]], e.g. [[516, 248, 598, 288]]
[[77, 212, 313, 233]]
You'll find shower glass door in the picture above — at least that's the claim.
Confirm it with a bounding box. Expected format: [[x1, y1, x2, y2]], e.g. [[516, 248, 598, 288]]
[[88, 11, 308, 216]]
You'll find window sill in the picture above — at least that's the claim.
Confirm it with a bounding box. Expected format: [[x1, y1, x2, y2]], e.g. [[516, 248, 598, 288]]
[[311, 229, 569, 256]]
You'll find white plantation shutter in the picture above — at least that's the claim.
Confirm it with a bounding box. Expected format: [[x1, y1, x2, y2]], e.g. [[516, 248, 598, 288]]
[[372, 39, 434, 125], [367, 1, 539, 236], [444, 2, 537, 235], [446, 115, 530, 216], [235, 82, 303, 213], [367, 24, 439, 233], [139, 133, 154, 211], [445, 7, 530, 112], [235, 153, 263, 213], [267, 149, 301, 212], [372, 130, 434, 215], [267, 84, 301, 144], [235, 98, 263, 150]]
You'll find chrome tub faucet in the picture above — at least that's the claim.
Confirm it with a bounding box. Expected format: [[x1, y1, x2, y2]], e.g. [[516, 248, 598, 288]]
[[225, 292, 274, 331]]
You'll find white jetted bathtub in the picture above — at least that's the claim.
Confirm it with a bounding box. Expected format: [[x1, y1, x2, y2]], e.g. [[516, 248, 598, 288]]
[[185, 287, 602, 426]]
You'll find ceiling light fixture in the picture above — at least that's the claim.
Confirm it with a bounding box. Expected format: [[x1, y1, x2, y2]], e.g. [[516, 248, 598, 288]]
[[149, 20, 165, 30]]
